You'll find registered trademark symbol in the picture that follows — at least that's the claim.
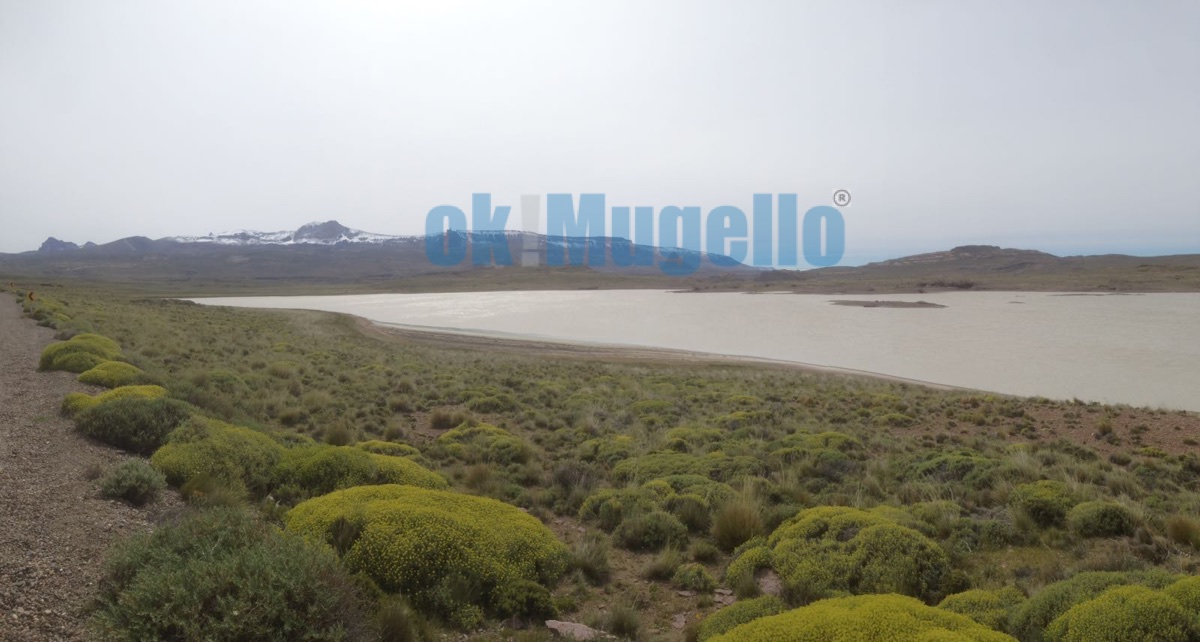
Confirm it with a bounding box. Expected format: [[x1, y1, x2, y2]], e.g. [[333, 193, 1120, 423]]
[[833, 189, 852, 207]]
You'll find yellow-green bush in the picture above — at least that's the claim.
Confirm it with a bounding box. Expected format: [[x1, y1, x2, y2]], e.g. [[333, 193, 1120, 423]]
[[613, 510, 689, 551], [151, 417, 286, 496], [92, 507, 370, 640], [707, 594, 1018, 642], [63, 393, 97, 416], [577, 434, 634, 466], [612, 452, 716, 483], [698, 595, 786, 641], [765, 506, 952, 604], [614, 451, 761, 484], [578, 487, 659, 532], [1009, 570, 1180, 641], [78, 361, 148, 388], [656, 474, 737, 507], [664, 425, 724, 449], [1066, 501, 1136, 538], [355, 440, 421, 458], [578, 476, 736, 535], [434, 423, 531, 464], [285, 484, 567, 622], [725, 545, 772, 586], [23, 296, 72, 327], [1044, 585, 1190, 642], [275, 445, 447, 497], [938, 587, 1026, 631], [672, 562, 716, 592], [62, 385, 169, 417], [1009, 481, 1078, 528], [371, 453, 447, 489], [40, 333, 122, 373], [1163, 576, 1200, 611], [769, 431, 862, 457], [75, 396, 193, 455]]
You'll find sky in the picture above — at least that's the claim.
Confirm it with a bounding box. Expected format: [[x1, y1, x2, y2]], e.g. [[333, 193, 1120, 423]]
[[1, 0, 1197, 264]]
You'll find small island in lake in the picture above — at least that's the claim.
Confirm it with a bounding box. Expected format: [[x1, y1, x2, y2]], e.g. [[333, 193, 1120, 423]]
[[830, 300, 948, 308]]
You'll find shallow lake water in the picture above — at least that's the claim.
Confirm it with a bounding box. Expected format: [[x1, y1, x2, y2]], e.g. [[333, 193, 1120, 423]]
[[192, 291, 1200, 412]]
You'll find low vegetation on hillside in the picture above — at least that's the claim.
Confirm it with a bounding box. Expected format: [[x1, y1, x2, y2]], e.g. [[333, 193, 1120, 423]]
[[9, 283, 1200, 641]]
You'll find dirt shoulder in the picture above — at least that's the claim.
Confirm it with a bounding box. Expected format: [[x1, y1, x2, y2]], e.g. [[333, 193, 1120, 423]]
[[0, 300, 170, 641]]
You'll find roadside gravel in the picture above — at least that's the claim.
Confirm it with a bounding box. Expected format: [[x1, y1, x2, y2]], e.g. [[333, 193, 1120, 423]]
[[0, 299, 174, 641]]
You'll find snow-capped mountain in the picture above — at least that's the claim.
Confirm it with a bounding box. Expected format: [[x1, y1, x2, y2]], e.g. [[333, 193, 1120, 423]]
[[168, 220, 420, 246], [7, 220, 757, 282]]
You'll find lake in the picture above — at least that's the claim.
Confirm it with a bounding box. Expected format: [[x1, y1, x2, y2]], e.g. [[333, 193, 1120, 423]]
[[191, 291, 1200, 412]]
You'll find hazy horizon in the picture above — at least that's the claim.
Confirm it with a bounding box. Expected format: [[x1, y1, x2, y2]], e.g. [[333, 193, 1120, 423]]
[[2, 1, 1197, 261], [8, 215, 1199, 268]]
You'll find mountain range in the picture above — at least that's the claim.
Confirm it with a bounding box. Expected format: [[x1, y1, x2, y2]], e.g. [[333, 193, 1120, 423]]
[[3, 220, 751, 285], [4, 221, 1198, 293], [33, 220, 420, 253]]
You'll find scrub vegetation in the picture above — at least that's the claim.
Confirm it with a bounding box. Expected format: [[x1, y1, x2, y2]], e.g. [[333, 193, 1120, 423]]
[[9, 283, 1200, 641]]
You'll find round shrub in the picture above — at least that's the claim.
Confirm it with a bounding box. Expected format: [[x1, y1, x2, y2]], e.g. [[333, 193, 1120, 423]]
[[491, 578, 556, 620], [50, 351, 108, 374], [79, 361, 149, 388], [372, 453, 448, 489], [1163, 576, 1200, 611], [657, 475, 737, 507], [698, 595, 786, 641], [488, 435, 532, 465], [668, 493, 712, 533], [92, 507, 370, 641], [1066, 501, 1136, 538], [725, 545, 772, 587], [151, 417, 286, 497], [275, 445, 447, 497], [76, 397, 192, 455], [938, 587, 1026, 631], [577, 434, 634, 466], [40, 333, 122, 372], [62, 385, 168, 417], [1045, 585, 1190, 642], [578, 488, 657, 532], [63, 393, 96, 417], [612, 453, 716, 484], [766, 506, 953, 604], [467, 394, 519, 414], [356, 440, 421, 458], [285, 485, 568, 622], [434, 423, 531, 464], [613, 510, 689, 551], [101, 459, 167, 506], [1009, 481, 1078, 528], [672, 563, 716, 592], [1009, 570, 1180, 642], [706, 594, 1018, 642]]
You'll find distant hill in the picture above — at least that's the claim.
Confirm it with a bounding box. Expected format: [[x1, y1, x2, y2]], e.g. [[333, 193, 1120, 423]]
[[0, 220, 757, 288], [737, 245, 1200, 293], [2, 225, 1197, 294], [166, 220, 412, 246]]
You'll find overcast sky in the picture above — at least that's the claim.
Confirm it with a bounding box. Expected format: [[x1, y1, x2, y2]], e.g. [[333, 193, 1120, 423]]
[[1, 1, 1197, 263]]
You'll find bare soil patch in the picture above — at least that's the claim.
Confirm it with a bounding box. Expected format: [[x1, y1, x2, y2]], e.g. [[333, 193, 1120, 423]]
[[0, 300, 177, 641]]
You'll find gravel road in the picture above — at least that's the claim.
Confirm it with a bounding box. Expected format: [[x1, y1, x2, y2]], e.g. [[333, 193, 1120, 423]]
[[0, 298, 168, 641]]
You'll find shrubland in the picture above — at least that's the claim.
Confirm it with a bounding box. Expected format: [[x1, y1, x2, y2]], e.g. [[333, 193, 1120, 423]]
[[9, 284, 1200, 641], [91, 507, 372, 641], [705, 594, 1018, 641]]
